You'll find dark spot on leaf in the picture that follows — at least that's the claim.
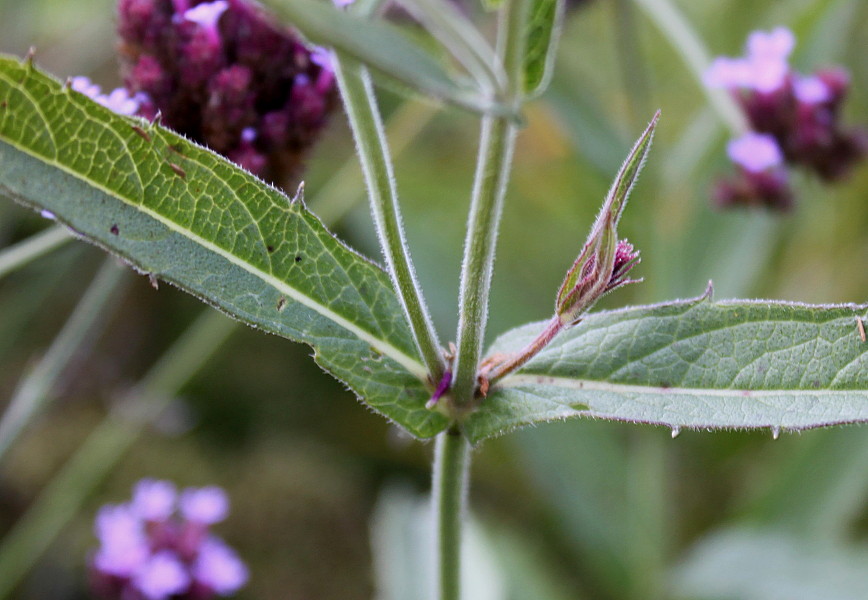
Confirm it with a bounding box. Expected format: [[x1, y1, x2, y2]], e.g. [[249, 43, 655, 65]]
[[130, 125, 151, 143], [267, 245, 275, 253], [110, 224, 119, 235], [0, 101, 6, 108], [276, 297, 287, 312], [812, 380, 821, 388], [169, 144, 184, 155], [294, 255, 302, 263], [167, 162, 186, 179]]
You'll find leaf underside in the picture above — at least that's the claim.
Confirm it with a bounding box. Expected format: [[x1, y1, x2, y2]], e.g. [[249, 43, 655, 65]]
[[466, 291, 868, 443], [523, 0, 562, 97], [0, 55, 448, 439]]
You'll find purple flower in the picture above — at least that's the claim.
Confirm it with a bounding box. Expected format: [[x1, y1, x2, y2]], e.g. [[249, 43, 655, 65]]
[[90, 480, 247, 599], [93, 505, 149, 577], [727, 132, 783, 173], [117, 0, 337, 184], [180, 486, 229, 525], [746, 27, 795, 61], [193, 538, 249, 595], [70, 76, 143, 115], [70, 76, 102, 99], [132, 479, 177, 521], [183, 0, 229, 29], [133, 551, 191, 600], [704, 28, 795, 94], [793, 75, 830, 105]]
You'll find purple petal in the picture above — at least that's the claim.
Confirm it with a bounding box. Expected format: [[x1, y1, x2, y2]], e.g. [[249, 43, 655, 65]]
[[193, 537, 249, 594], [132, 479, 177, 521], [745, 56, 789, 93], [704, 57, 752, 89], [133, 551, 191, 600], [70, 76, 102, 100], [183, 0, 229, 28], [746, 27, 795, 61], [794, 75, 830, 104], [97, 87, 142, 115], [180, 486, 229, 524], [727, 132, 783, 173]]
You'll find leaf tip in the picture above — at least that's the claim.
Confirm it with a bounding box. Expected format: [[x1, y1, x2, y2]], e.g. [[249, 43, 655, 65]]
[[23, 47, 36, 69], [701, 280, 714, 301], [291, 181, 306, 206]]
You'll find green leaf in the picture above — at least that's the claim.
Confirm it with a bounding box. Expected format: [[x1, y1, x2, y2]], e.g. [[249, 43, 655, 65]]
[[672, 528, 868, 600], [523, 0, 565, 97], [266, 0, 512, 117], [0, 55, 449, 439], [464, 289, 868, 443], [395, 0, 507, 96]]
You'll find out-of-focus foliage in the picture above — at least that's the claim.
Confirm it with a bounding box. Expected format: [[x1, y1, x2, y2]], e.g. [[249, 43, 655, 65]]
[[1, 0, 867, 599]]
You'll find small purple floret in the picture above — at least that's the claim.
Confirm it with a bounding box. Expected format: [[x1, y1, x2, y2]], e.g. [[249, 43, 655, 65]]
[[183, 0, 229, 29], [793, 75, 830, 104], [132, 479, 177, 521], [193, 538, 249, 595], [133, 551, 191, 600], [746, 27, 795, 61], [426, 370, 453, 409], [180, 486, 229, 524], [727, 132, 783, 173], [89, 480, 247, 599]]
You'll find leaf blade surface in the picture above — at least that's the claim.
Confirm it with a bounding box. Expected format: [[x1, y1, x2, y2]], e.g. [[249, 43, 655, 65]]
[[0, 55, 448, 438], [466, 293, 868, 443]]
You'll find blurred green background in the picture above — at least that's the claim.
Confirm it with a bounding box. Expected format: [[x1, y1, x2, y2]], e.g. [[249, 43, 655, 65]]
[[1, 0, 868, 598]]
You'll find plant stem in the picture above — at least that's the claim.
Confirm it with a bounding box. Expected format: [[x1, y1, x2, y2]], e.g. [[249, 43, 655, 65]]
[[433, 429, 470, 600], [0, 226, 71, 280], [451, 0, 527, 408], [484, 316, 562, 386], [0, 309, 236, 600], [333, 53, 445, 382], [0, 258, 128, 462], [631, 0, 747, 135]]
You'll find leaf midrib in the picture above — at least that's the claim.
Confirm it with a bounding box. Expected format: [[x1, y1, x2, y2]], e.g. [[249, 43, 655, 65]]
[[499, 374, 866, 397]]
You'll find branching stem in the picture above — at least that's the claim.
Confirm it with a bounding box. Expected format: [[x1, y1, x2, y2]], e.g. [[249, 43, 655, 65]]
[[333, 53, 445, 383]]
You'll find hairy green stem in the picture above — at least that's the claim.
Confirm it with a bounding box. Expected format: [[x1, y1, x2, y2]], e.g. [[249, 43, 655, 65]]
[[0, 258, 127, 462], [333, 53, 445, 382], [451, 0, 527, 408], [0, 226, 71, 280], [0, 309, 236, 600], [631, 0, 747, 135], [432, 429, 470, 600]]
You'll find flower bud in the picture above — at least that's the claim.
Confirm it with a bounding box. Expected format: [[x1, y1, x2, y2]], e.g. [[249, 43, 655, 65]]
[[556, 112, 656, 326]]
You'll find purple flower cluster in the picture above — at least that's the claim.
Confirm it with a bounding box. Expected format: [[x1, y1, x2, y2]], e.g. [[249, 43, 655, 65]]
[[90, 479, 248, 600], [705, 27, 867, 209], [117, 0, 337, 184]]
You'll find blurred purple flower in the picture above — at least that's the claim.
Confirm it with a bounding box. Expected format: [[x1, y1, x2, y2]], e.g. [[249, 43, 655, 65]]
[[117, 0, 337, 185], [90, 479, 247, 600], [70, 76, 144, 115], [133, 479, 178, 521], [727, 132, 783, 173], [180, 486, 229, 525], [705, 27, 866, 209], [133, 551, 191, 600], [193, 538, 249, 595]]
